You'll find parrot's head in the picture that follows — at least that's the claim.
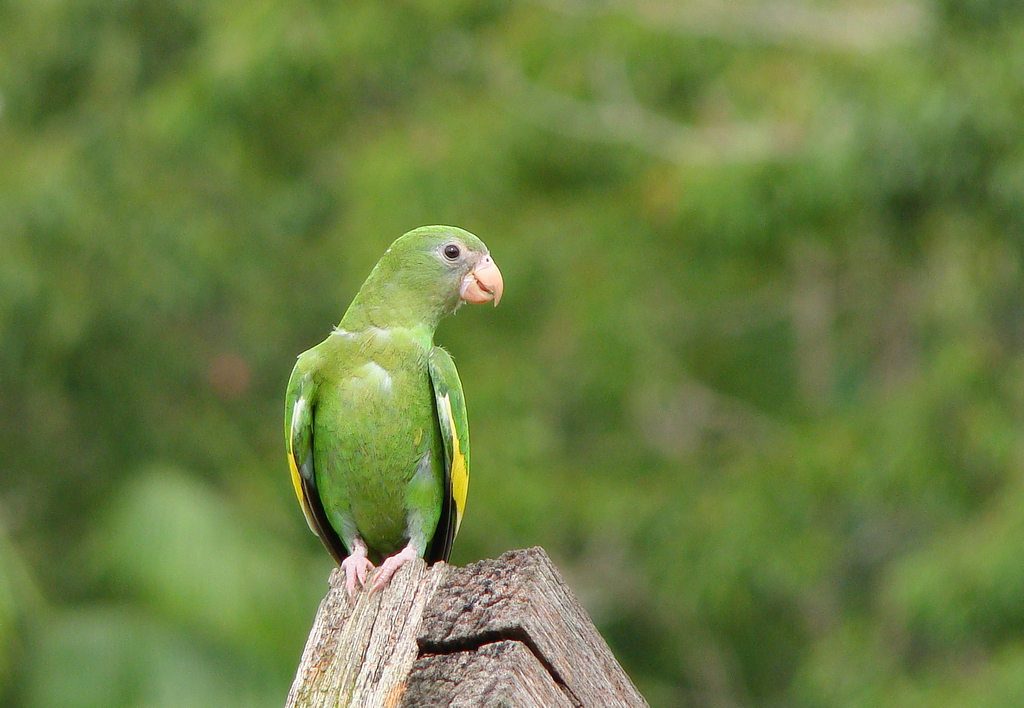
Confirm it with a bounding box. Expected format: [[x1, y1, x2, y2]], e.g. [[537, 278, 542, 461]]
[[349, 225, 503, 329]]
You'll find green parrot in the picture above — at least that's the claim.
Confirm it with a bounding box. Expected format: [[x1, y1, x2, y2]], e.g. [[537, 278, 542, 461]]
[[285, 225, 503, 595]]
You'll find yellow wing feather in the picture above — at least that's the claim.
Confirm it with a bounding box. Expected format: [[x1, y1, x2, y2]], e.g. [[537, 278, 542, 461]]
[[287, 396, 318, 534], [439, 392, 468, 535]]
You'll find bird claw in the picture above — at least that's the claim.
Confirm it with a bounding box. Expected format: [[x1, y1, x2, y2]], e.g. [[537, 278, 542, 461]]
[[369, 546, 419, 594], [341, 546, 376, 597]]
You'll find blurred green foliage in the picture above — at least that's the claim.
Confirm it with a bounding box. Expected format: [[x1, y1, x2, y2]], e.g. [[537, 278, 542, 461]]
[[2, 0, 1024, 706]]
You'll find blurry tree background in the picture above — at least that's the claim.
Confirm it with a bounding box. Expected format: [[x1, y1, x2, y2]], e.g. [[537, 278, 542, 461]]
[[3, 0, 1024, 706]]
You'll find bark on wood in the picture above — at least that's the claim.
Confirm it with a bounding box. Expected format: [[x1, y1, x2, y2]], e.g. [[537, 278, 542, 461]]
[[285, 547, 648, 708], [403, 640, 574, 707]]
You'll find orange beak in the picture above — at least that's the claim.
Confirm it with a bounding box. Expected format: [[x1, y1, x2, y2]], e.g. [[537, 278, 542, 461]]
[[459, 255, 504, 306]]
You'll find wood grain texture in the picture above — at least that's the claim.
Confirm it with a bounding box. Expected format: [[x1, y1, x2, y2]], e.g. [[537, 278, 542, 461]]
[[285, 559, 448, 708], [285, 547, 648, 708]]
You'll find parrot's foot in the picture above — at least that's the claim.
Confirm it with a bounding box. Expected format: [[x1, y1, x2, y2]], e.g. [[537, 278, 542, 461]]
[[340, 538, 375, 597], [369, 544, 420, 594]]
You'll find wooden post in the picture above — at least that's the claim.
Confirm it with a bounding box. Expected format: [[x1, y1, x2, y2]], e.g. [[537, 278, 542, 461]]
[[285, 547, 649, 708]]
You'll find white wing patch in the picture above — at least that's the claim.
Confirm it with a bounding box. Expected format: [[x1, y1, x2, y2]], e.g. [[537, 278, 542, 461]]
[[290, 396, 307, 450]]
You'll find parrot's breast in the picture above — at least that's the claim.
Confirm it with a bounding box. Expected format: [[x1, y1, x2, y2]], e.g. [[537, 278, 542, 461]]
[[311, 327, 443, 560], [356, 360, 393, 392]]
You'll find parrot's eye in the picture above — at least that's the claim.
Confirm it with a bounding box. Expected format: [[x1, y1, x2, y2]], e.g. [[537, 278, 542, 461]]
[[443, 244, 461, 261]]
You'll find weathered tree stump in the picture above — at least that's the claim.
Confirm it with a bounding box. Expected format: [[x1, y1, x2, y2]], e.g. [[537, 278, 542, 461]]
[[285, 547, 649, 707]]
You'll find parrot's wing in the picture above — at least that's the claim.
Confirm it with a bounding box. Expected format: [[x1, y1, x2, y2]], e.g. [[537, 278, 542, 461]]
[[285, 356, 348, 565], [427, 346, 470, 563]]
